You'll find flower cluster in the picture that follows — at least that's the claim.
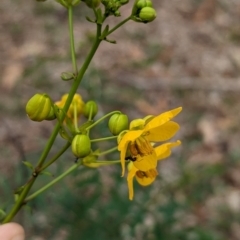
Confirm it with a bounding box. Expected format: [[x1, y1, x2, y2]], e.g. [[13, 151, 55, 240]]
[[118, 107, 182, 200]]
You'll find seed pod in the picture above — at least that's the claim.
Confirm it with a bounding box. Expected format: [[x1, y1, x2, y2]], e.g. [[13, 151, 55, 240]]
[[83, 101, 98, 118], [108, 113, 129, 136], [71, 134, 91, 158], [25, 93, 52, 122], [139, 7, 156, 23]]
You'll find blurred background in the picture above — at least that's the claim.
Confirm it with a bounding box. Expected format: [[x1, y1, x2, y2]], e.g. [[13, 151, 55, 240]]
[[1, 0, 240, 239]]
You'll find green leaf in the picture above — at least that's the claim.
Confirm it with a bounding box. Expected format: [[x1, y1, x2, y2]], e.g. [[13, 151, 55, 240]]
[[22, 161, 34, 171]]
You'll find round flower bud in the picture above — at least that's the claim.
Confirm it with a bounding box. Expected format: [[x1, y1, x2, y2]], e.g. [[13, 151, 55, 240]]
[[83, 101, 98, 118], [108, 113, 129, 136], [71, 134, 91, 158], [139, 7, 156, 23], [137, 0, 152, 9], [26, 93, 52, 122]]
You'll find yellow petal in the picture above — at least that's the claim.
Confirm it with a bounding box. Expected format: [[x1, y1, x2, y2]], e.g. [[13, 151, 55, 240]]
[[133, 150, 157, 171], [118, 130, 143, 176], [127, 164, 138, 200], [144, 107, 182, 132], [135, 171, 157, 186], [155, 140, 181, 161], [145, 121, 180, 142]]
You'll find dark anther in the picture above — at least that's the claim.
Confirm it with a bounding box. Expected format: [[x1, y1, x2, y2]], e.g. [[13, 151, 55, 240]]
[[125, 156, 137, 162]]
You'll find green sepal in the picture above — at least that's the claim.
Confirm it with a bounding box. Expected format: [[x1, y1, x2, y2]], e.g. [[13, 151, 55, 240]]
[[59, 126, 72, 141], [99, 25, 109, 40], [61, 72, 75, 81], [104, 38, 117, 44], [22, 161, 34, 171], [86, 16, 96, 23], [96, 8, 103, 24]]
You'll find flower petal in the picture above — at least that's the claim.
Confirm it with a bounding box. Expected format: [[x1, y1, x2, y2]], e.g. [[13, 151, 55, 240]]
[[144, 107, 182, 132], [145, 121, 180, 142], [127, 163, 138, 200], [133, 150, 157, 171], [155, 140, 181, 161], [135, 169, 157, 186], [118, 130, 143, 176]]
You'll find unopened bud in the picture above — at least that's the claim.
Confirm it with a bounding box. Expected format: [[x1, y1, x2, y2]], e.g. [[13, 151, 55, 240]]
[[83, 101, 98, 118], [71, 134, 91, 158], [26, 93, 52, 122], [139, 7, 156, 23], [108, 113, 129, 136]]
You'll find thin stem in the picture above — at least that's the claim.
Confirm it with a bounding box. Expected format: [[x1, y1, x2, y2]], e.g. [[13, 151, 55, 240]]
[[2, 178, 35, 223], [106, 16, 132, 36], [39, 142, 71, 172], [90, 136, 117, 142], [2, 19, 103, 224], [73, 103, 79, 132], [99, 146, 118, 156], [85, 111, 121, 131], [68, 6, 78, 74], [24, 162, 82, 203]]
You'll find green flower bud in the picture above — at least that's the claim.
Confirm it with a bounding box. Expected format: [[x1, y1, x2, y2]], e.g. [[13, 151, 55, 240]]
[[137, 0, 152, 9], [25, 93, 52, 122], [139, 7, 156, 23], [71, 134, 91, 158], [61, 72, 74, 81], [83, 101, 98, 118], [108, 113, 129, 136]]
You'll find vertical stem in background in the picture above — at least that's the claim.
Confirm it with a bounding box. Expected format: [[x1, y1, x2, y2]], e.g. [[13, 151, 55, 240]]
[[2, 15, 103, 224], [68, 6, 78, 75]]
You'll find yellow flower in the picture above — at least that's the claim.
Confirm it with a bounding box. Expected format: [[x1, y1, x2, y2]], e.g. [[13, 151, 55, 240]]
[[117, 107, 182, 200], [127, 141, 181, 200], [55, 93, 85, 121], [118, 107, 182, 175]]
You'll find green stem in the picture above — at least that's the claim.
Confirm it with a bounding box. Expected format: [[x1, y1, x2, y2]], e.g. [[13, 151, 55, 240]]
[[2, 178, 35, 223], [85, 111, 121, 131], [68, 6, 78, 74], [106, 16, 132, 36], [90, 136, 117, 142], [24, 162, 82, 203], [98, 146, 118, 156], [73, 103, 79, 132], [2, 19, 103, 224], [39, 142, 71, 172]]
